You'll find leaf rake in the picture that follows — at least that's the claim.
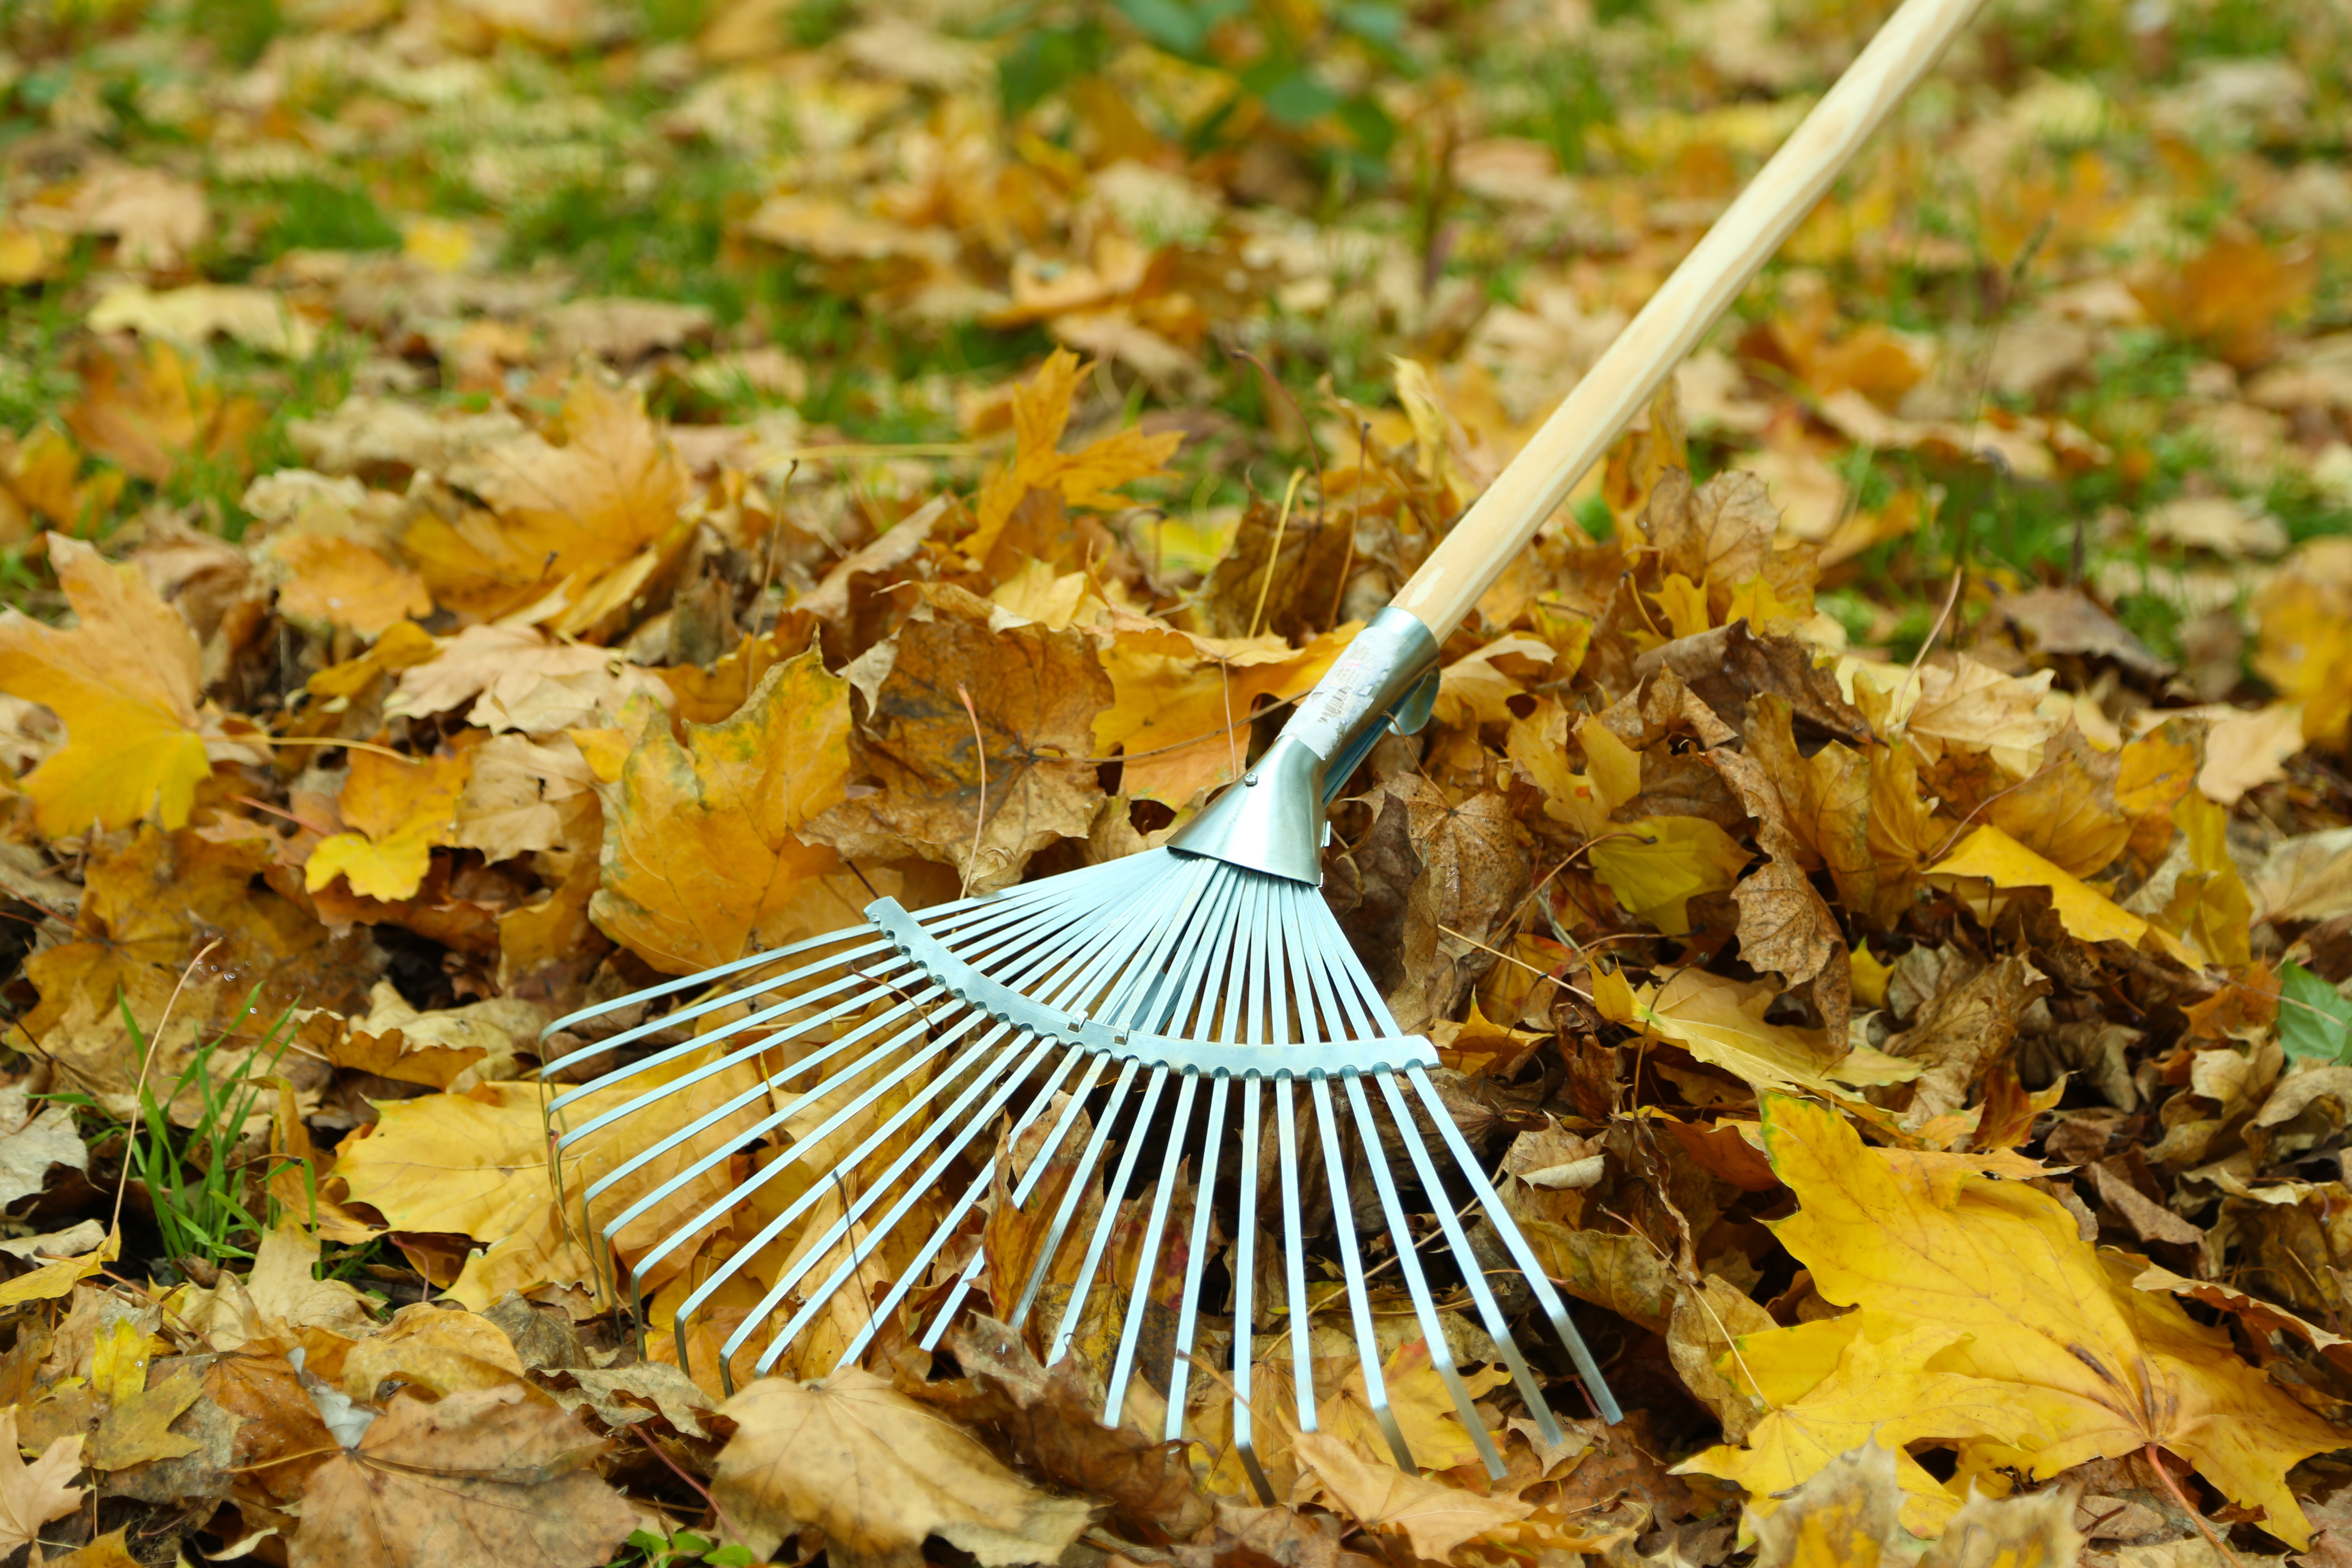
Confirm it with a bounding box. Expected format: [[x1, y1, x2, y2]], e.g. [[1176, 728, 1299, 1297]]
[[540, 0, 1984, 1500]]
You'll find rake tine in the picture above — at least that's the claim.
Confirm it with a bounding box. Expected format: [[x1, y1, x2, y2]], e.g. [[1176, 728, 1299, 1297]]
[[580, 987, 949, 1216], [653, 1014, 1006, 1348], [1404, 1064, 1622, 1423], [739, 1032, 1066, 1379], [1343, 1075, 1508, 1478], [690, 1021, 1025, 1385], [1010, 1056, 1143, 1330], [1103, 1069, 1198, 1425], [1093, 858, 1225, 1029], [1370, 1072, 1565, 1446], [1046, 1065, 1169, 1369], [1274, 1075, 1315, 1436], [842, 1042, 1091, 1369], [548, 964, 918, 1137], [540, 928, 891, 1045], [1163, 1071, 1228, 1443], [920, 1049, 1115, 1351], [1312, 1075, 1413, 1471], [1232, 1074, 1272, 1503]]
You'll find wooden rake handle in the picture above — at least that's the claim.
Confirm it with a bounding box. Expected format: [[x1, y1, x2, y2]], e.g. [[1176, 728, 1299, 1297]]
[[1384, 0, 1988, 643]]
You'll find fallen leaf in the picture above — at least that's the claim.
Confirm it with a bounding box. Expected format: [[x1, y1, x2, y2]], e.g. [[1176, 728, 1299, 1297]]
[[0, 534, 214, 836], [0, 1083, 87, 1207], [1587, 815, 1751, 936], [712, 1368, 1098, 1568], [927, 1317, 1209, 1542], [305, 749, 470, 902], [89, 281, 319, 359], [1682, 1095, 2346, 1541], [0, 1407, 86, 1556], [1296, 1429, 1533, 1562], [1928, 824, 2196, 963], [1748, 1438, 2086, 1567], [272, 533, 433, 637], [89, 1358, 205, 1470], [65, 339, 259, 485], [292, 1384, 637, 1568], [964, 348, 1182, 567], [590, 649, 852, 973], [807, 584, 1109, 893]]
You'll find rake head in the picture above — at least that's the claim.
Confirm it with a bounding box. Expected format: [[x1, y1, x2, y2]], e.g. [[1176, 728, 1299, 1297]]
[[539, 611, 1620, 1498]]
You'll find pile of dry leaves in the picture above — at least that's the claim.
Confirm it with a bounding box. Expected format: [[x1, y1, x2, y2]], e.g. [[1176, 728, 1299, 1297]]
[[4, 0, 2352, 1564]]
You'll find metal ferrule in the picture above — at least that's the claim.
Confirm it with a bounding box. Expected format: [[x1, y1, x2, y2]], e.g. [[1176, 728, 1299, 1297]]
[[1166, 606, 1441, 884]]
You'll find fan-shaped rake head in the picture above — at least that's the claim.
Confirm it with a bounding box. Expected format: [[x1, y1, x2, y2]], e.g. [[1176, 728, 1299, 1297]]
[[539, 845, 1620, 1500]]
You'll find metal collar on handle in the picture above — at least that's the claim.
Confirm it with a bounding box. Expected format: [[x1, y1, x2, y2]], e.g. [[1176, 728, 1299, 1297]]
[[1166, 606, 1440, 884]]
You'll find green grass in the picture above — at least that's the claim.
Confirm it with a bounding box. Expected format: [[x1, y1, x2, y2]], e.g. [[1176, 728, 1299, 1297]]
[[41, 990, 300, 1272]]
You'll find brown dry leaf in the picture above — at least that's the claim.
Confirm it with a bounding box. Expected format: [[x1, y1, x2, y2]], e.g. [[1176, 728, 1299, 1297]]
[[334, 980, 545, 1088], [292, 1385, 637, 1568], [452, 733, 594, 865], [1295, 1429, 1533, 1562], [305, 749, 470, 902], [1880, 955, 2051, 1125], [712, 1368, 1098, 1568], [928, 1317, 1209, 1542], [0, 1406, 85, 1556], [342, 1301, 529, 1400], [590, 648, 852, 973], [245, 1218, 379, 1338], [809, 584, 1110, 893], [0, 533, 214, 836], [386, 624, 659, 733]]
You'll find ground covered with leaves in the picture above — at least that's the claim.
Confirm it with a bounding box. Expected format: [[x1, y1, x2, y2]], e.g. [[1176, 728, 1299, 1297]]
[[2, 0, 2352, 1563]]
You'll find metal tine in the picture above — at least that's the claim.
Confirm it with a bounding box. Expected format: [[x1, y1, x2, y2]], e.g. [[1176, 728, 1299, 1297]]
[[864, 883, 1175, 1350], [1274, 1075, 1314, 1436], [1163, 1071, 1227, 1443], [982, 860, 1185, 1015], [1045, 1065, 1169, 1368], [574, 976, 950, 1208], [590, 992, 985, 1269], [1279, 851, 1410, 1469], [629, 1013, 1003, 1354], [1372, 1070, 1566, 1448], [1405, 1064, 1622, 1423], [1341, 1076, 1508, 1478], [920, 1050, 1115, 1351], [541, 927, 889, 1047], [1100, 1069, 1196, 1424], [1157, 871, 1265, 1441], [1309, 1075, 1412, 1472], [1288, 901, 1581, 1444], [1085, 857, 1226, 1030], [1232, 1075, 1271, 1503], [843, 1042, 1093, 1368], [921, 852, 1174, 978], [915, 846, 1169, 940], [731, 1029, 1063, 1379], [1129, 862, 1251, 1038], [546, 947, 908, 1125], [562, 866, 1123, 1157], [560, 973, 931, 1171], [682, 1014, 1023, 1375], [1009, 1056, 1143, 1329]]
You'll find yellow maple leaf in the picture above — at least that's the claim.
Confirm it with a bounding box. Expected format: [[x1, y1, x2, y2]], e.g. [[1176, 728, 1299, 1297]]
[[401, 373, 694, 627], [272, 532, 433, 638], [589, 649, 854, 974], [0, 534, 214, 837], [1682, 1095, 2345, 1543], [305, 750, 471, 903], [1095, 619, 1353, 804], [2253, 539, 2352, 750], [1591, 966, 1912, 1099], [1586, 815, 1750, 935], [1927, 824, 2197, 964], [2159, 790, 2256, 971], [964, 349, 1181, 565]]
